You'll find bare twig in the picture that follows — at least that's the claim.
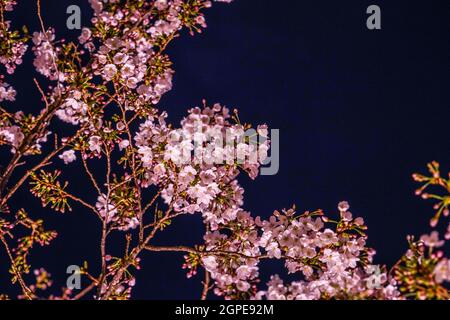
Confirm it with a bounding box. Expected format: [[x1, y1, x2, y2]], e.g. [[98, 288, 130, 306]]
[[72, 281, 97, 300], [201, 271, 211, 300]]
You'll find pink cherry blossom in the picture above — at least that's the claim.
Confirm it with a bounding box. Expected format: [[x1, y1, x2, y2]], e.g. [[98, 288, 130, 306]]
[[59, 150, 77, 164]]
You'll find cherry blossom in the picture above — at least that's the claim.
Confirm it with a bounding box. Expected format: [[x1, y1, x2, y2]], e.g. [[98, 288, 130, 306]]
[[0, 0, 448, 301], [420, 231, 445, 248], [0, 81, 16, 102], [434, 259, 450, 284], [59, 150, 77, 164], [0, 124, 24, 149]]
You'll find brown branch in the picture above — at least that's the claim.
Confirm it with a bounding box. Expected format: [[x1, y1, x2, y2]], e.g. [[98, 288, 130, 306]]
[[72, 281, 97, 300], [64, 192, 97, 213], [99, 207, 173, 299], [0, 93, 65, 198], [116, 94, 144, 242], [201, 271, 211, 300], [0, 130, 84, 207], [33, 78, 49, 107], [143, 190, 162, 215], [96, 220, 108, 298], [0, 1, 5, 27], [36, 0, 62, 94], [81, 155, 102, 195], [144, 245, 263, 260], [36, 0, 46, 33]]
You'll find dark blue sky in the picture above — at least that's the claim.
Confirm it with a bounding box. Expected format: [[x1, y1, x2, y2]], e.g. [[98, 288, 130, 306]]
[[1, 0, 450, 299]]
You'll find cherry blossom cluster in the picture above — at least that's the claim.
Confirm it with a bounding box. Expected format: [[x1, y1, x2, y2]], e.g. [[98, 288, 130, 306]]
[[61, 101, 269, 233], [392, 233, 450, 299], [83, 0, 226, 106], [0, 122, 23, 150], [0, 37, 27, 75], [434, 259, 450, 284], [0, 0, 28, 74], [0, 108, 50, 154], [1, 0, 449, 301], [55, 92, 89, 126], [133, 104, 269, 227], [1, 0, 16, 11], [95, 192, 140, 231], [195, 203, 400, 300], [32, 29, 64, 82], [421, 231, 450, 286], [0, 0, 25, 110], [0, 79, 16, 102]]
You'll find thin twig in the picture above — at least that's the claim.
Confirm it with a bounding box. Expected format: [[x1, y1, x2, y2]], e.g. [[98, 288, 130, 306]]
[[72, 281, 97, 300], [81, 155, 102, 195], [0, 130, 84, 206], [36, 0, 46, 32], [33, 78, 49, 107], [201, 271, 211, 300]]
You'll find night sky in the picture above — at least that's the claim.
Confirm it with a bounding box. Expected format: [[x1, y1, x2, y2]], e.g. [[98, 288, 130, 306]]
[[1, 0, 450, 299]]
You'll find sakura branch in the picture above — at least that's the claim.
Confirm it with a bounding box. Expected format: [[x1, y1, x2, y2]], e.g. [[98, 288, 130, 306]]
[[0, 0, 449, 301]]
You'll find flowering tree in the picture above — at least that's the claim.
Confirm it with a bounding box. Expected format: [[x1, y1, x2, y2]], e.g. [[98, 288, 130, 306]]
[[0, 0, 449, 300]]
